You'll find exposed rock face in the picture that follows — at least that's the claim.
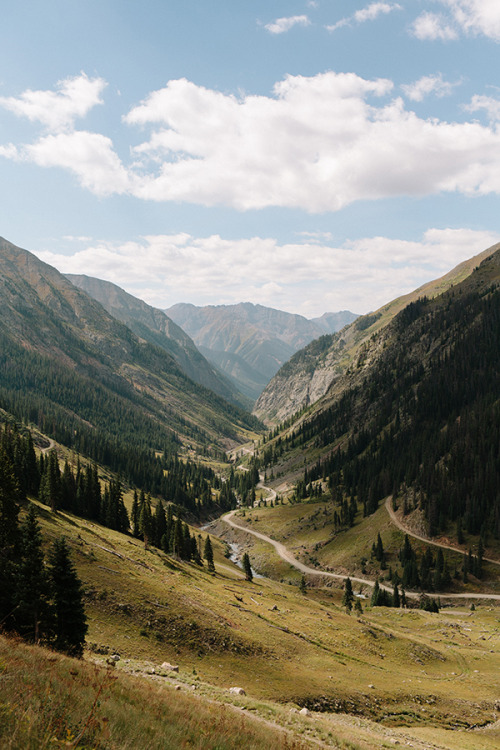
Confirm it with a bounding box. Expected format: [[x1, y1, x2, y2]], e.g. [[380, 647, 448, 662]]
[[253, 243, 500, 425]]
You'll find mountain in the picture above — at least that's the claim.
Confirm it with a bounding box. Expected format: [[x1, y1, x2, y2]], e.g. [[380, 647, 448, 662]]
[[0, 237, 260, 486], [66, 274, 251, 410], [254, 244, 500, 425], [166, 302, 358, 402], [258, 244, 500, 542], [310, 310, 358, 333]]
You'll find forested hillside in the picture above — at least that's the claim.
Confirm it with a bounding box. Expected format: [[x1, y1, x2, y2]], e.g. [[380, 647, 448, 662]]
[[261, 248, 500, 542], [254, 243, 499, 425], [67, 274, 251, 410], [0, 238, 261, 503]]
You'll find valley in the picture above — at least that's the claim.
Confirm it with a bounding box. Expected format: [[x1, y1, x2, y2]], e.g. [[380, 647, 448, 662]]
[[0, 237, 499, 749]]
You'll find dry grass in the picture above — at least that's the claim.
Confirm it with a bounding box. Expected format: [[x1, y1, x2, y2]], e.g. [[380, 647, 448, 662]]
[[0, 635, 316, 750]]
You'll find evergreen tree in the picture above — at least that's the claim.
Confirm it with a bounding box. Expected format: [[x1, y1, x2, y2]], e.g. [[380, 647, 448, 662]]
[[48, 537, 88, 657], [14, 504, 50, 643], [371, 579, 381, 607], [299, 574, 307, 595], [354, 597, 363, 614], [0, 447, 21, 628], [242, 552, 253, 582], [393, 582, 400, 608], [204, 535, 215, 572], [342, 577, 354, 611], [131, 490, 140, 538]]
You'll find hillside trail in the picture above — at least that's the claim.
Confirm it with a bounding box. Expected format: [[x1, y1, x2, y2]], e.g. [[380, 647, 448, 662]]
[[222, 508, 500, 602], [41, 438, 56, 453], [384, 496, 500, 568]]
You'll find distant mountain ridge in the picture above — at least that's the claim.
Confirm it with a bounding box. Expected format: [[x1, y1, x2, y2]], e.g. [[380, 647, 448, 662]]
[[166, 302, 358, 402], [66, 274, 251, 410], [254, 243, 500, 424]]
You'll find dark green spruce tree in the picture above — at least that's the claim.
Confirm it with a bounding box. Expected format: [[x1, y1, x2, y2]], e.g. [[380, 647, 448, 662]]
[[48, 537, 88, 657], [242, 552, 253, 582], [14, 504, 50, 643]]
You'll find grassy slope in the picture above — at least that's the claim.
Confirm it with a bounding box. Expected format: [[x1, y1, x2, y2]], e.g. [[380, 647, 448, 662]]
[[229, 500, 500, 596], [13, 486, 499, 750]]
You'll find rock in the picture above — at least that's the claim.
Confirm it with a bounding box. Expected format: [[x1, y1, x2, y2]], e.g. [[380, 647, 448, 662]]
[[269, 605, 278, 611], [111, 654, 120, 662], [299, 707, 310, 716], [229, 687, 246, 696], [368, 684, 375, 689], [161, 662, 179, 672], [174, 685, 181, 691]]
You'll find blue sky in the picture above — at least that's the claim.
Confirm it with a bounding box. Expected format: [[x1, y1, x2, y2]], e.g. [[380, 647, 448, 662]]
[[1, 1, 499, 316]]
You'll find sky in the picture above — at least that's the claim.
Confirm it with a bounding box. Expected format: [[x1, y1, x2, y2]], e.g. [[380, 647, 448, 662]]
[[1, 0, 500, 317]]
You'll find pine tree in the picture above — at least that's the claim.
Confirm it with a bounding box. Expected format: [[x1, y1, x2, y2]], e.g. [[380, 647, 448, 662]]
[[393, 582, 400, 608], [0, 447, 21, 628], [371, 579, 381, 607], [48, 537, 88, 657], [204, 535, 215, 572], [242, 552, 253, 582], [342, 577, 354, 611], [299, 574, 307, 595], [14, 504, 50, 643], [131, 490, 140, 538]]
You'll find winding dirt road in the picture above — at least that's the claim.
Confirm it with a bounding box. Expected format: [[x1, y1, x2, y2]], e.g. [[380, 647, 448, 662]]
[[385, 496, 500, 568], [222, 509, 500, 602]]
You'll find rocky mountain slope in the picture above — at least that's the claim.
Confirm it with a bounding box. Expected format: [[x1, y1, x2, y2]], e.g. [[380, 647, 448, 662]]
[[0, 238, 260, 469], [66, 274, 250, 410], [254, 243, 500, 425], [258, 245, 500, 544], [166, 302, 357, 402]]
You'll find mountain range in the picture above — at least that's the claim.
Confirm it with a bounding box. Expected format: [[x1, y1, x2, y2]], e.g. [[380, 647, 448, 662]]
[[0, 238, 260, 479], [166, 302, 357, 401], [66, 273, 251, 411]]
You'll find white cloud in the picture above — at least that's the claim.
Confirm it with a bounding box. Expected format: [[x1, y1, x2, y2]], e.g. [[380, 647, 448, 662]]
[[35, 228, 499, 317], [466, 94, 500, 121], [354, 2, 401, 23], [25, 131, 131, 195], [4, 71, 500, 212], [264, 15, 311, 35], [401, 73, 458, 101], [411, 12, 458, 40], [0, 74, 105, 132], [327, 2, 400, 32], [124, 72, 500, 211], [443, 0, 500, 40], [412, 2, 500, 42]]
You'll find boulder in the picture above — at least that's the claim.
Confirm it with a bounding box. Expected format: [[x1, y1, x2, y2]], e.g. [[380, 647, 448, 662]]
[[161, 662, 179, 672], [229, 687, 246, 696], [299, 707, 310, 716]]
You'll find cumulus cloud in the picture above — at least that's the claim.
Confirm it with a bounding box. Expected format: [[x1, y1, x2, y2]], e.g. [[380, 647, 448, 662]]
[[34, 228, 498, 317], [0, 73, 106, 132], [411, 12, 458, 40], [264, 15, 311, 34], [412, 2, 500, 42], [25, 131, 131, 195], [401, 73, 459, 101], [327, 2, 401, 32], [466, 94, 500, 121], [124, 72, 500, 211], [4, 71, 500, 212]]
